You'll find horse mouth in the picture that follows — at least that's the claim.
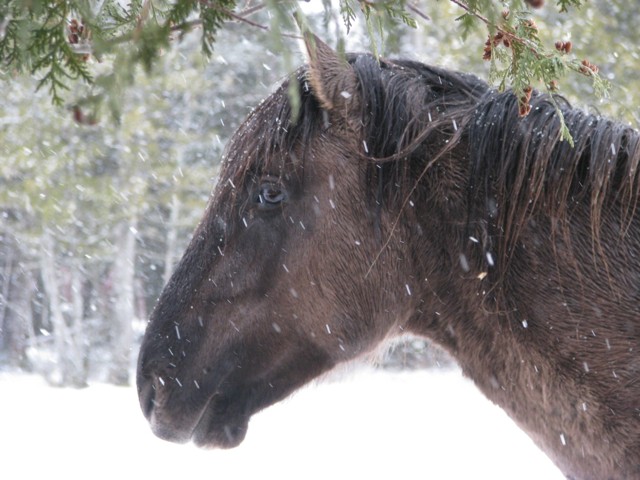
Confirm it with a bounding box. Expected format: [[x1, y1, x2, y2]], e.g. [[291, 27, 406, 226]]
[[138, 342, 334, 449]]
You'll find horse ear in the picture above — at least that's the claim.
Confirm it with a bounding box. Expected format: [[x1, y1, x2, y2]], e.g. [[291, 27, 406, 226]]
[[302, 33, 359, 113]]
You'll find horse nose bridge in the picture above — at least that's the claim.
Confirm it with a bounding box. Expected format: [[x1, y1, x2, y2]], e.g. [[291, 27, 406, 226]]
[[136, 212, 231, 416], [136, 334, 240, 417], [165, 210, 228, 292], [137, 305, 233, 390]]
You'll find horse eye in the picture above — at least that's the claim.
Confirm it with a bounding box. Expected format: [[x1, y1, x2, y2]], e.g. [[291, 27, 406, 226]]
[[256, 184, 287, 209]]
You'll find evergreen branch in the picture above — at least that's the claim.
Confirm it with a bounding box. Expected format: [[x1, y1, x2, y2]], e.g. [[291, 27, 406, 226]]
[[557, 0, 583, 13], [445, 0, 604, 145], [0, 17, 24, 70], [198, 0, 236, 56], [24, 3, 93, 105], [339, 0, 357, 33], [450, 0, 595, 81], [0, 0, 607, 120], [450, 0, 608, 143], [450, 0, 538, 52]]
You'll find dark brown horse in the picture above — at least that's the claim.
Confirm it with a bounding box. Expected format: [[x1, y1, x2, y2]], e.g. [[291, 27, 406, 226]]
[[137, 35, 640, 480]]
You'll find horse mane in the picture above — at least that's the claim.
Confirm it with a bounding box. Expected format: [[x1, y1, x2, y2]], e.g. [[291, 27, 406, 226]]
[[222, 53, 640, 272], [467, 89, 640, 260], [347, 55, 640, 274]]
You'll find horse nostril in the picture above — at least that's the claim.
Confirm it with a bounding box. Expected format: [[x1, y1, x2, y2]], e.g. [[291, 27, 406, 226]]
[[137, 375, 157, 420]]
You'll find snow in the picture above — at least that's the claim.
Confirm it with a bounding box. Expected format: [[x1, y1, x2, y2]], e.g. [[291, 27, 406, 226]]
[[0, 367, 564, 479]]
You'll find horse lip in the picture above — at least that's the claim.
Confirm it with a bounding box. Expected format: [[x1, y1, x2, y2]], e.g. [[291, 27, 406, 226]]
[[191, 393, 249, 449], [138, 359, 250, 447]]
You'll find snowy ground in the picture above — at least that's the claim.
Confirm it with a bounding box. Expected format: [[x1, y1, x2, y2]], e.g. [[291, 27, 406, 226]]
[[1, 366, 564, 479]]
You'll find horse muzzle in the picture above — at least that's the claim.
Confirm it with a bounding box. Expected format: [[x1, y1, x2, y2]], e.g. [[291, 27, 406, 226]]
[[137, 369, 250, 448]]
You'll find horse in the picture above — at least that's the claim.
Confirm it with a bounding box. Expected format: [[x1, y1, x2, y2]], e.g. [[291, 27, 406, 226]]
[[136, 34, 640, 480]]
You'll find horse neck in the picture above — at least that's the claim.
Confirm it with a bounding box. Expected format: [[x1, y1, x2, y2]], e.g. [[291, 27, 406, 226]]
[[403, 181, 640, 478]]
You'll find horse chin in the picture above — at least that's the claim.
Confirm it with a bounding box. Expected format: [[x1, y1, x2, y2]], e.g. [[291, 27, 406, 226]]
[[190, 394, 250, 449], [191, 418, 249, 449]]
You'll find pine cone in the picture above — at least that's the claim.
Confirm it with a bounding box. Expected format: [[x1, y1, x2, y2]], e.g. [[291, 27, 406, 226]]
[[525, 0, 545, 8]]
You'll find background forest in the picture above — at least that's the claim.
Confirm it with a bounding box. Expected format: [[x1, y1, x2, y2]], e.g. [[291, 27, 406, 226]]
[[1, 0, 639, 387]]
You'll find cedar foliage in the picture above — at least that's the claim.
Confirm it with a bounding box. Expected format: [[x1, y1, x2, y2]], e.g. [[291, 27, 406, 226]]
[[0, 0, 607, 124]]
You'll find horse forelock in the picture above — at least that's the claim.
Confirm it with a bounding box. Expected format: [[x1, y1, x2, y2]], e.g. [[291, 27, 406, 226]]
[[220, 55, 487, 192], [217, 67, 323, 204]]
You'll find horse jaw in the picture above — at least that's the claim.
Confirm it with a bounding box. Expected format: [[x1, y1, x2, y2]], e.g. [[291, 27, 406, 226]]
[[138, 324, 336, 450]]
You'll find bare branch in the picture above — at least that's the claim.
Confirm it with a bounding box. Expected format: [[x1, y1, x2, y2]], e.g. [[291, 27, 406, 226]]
[[224, 8, 302, 39], [407, 2, 431, 22]]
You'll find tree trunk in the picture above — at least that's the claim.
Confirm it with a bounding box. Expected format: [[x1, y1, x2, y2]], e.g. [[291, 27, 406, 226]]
[[40, 232, 88, 387], [108, 220, 137, 386], [0, 239, 34, 368], [4, 269, 35, 369]]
